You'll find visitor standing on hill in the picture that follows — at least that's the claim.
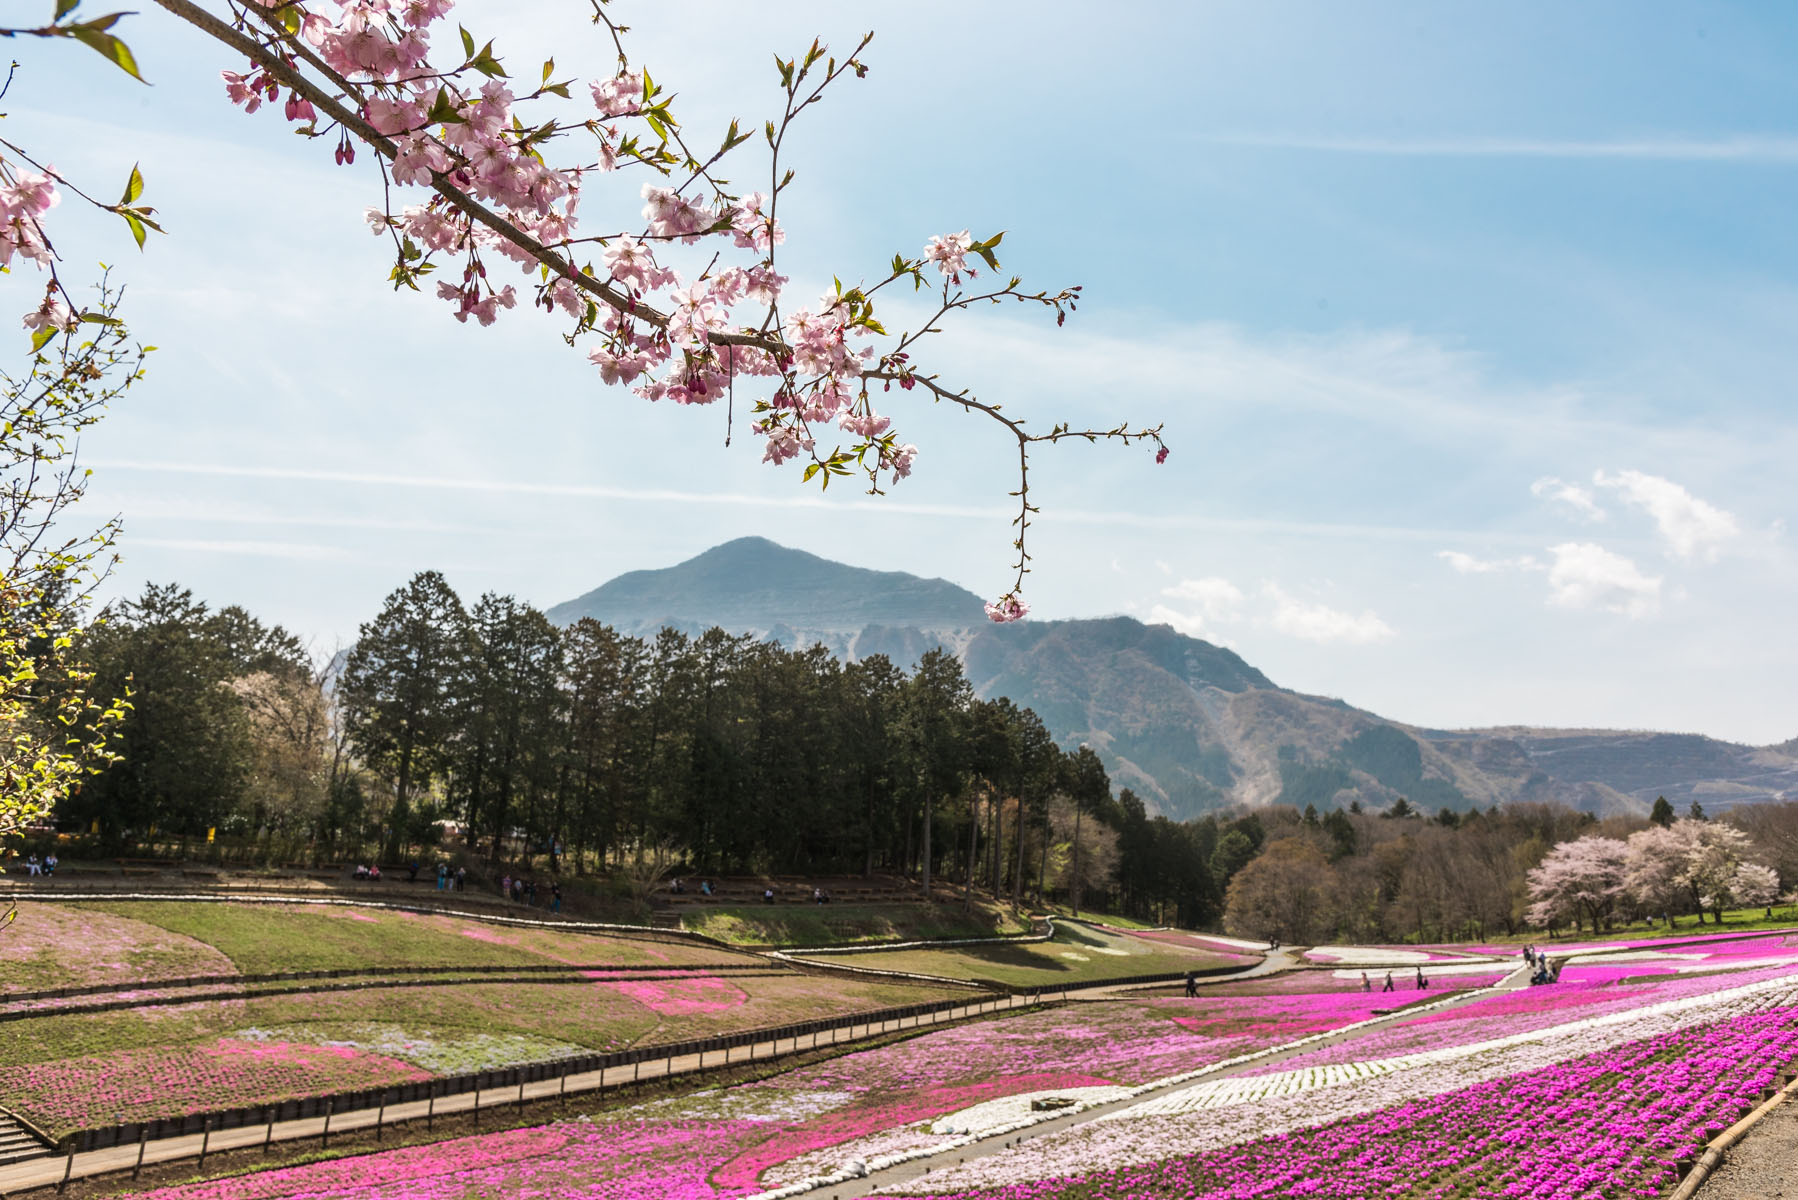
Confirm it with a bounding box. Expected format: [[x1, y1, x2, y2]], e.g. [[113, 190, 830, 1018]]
[[501, 873, 511, 902], [455, 866, 466, 891], [1360, 972, 1371, 992], [551, 882, 562, 913], [525, 879, 537, 907], [1382, 971, 1395, 993], [1183, 970, 1198, 998]]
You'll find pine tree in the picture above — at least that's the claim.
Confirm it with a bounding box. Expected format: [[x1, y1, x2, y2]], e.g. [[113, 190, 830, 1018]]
[[340, 571, 470, 861]]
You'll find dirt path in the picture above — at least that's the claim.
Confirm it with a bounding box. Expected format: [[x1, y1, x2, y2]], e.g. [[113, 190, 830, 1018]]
[[1699, 1100, 1798, 1199]]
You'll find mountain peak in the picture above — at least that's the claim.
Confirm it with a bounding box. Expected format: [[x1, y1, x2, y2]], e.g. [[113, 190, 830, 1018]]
[[546, 537, 987, 634]]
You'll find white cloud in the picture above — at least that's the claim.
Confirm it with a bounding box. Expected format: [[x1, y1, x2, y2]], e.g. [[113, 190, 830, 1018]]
[[1531, 476, 1608, 522], [1162, 577, 1247, 620], [1593, 469, 1740, 561], [1148, 604, 1211, 639], [1438, 550, 1543, 574], [1546, 542, 1662, 618], [1263, 583, 1396, 645]]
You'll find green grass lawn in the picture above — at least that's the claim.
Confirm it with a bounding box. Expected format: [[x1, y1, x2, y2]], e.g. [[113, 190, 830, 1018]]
[[821, 921, 1241, 988], [69, 900, 738, 976], [682, 900, 1033, 948], [0, 900, 964, 1137]]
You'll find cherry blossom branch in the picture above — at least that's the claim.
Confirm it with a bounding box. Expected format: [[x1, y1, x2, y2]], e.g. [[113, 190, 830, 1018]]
[[103, 0, 1170, 619]]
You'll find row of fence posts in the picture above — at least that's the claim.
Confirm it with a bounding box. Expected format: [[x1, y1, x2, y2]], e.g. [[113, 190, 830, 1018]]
[[52, 984, 1066, 1191]]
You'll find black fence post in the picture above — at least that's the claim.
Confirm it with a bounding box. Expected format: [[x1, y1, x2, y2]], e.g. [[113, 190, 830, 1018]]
[[321, 1096, 333, 1149], [134, 1126, 148, 1179], [197, 1114, 212, 1171]]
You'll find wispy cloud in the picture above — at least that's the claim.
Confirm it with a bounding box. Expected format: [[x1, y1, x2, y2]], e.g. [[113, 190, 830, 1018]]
[[1438, 550, 1544, 574], [1593, 468, 1740, 561], [92, 460, 1555, 546], [1531, 476, 1608, 522], [130, 538, 355, 562], [1152, 577, 1392, 646], [1194, 133, 1798, 162]]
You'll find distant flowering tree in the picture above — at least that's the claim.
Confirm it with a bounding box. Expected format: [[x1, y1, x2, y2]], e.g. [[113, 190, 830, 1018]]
[[1525, 835, 1628, 934], [1729, 861, 1781, 918], [5, 0, 1168, 622]]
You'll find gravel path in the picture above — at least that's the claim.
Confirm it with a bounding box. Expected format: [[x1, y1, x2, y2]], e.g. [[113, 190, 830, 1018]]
[[1702, 1099, 1798, 1199]]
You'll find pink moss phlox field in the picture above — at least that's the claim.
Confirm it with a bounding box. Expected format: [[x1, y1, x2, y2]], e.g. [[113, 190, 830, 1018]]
[[0, 904, 236, 991], [133, 1126, 575, 1199], [896, 1007, 1798, 1200], [0, 1038, 430, 1136], [605, 976, 748, 1014], [1128, 931, 1258, 963], [1241, 963, 1795, 1075]]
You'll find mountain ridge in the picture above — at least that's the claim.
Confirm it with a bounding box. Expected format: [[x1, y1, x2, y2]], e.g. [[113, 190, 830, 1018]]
[[549, 539, 1798, 819]]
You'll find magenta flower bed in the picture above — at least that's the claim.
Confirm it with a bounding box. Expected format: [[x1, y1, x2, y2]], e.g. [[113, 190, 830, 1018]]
[[895, 1005, 1798, 1200], [0, 1039, 430, 1137], [1246, 961, 1798, 1076]]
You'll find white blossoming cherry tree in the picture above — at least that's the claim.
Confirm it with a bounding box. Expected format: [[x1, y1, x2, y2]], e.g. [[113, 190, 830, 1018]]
[[10, 0, 1168, 619]]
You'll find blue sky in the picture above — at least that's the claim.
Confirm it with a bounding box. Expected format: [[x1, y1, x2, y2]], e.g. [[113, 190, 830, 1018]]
[[17, 1, 1798, 742]]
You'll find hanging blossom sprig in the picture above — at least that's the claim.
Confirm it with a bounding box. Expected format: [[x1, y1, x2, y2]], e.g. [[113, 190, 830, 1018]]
[[73, 0, 1168, 619]]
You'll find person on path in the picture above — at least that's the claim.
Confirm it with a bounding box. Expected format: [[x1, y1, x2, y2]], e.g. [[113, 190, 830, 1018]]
[[551, 882, 562, 913], [501, 874, 511, 902], [1415, 966, 1427, 990], [813, 886, 824, 905], [763, 887, 775, 905], [437, 862, 447, 891], [1184, 970, 1198, 998], [1382, 971, 1395, 993], [1360, 972, 1371, 993], [455, 866, 466, 891], [526, 879, 537, 907]]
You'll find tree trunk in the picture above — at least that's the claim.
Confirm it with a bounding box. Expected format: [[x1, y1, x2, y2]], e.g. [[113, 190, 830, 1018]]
[[1012, 794, 1027, 909], [964, 798, 979, 911], [1071, 803, 1083, 917], [920, 789, 932, 903]]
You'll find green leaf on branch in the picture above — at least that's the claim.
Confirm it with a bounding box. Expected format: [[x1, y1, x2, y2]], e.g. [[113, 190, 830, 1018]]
[[471, 41, 507, 79], [459, 25, 475, 57], [55, 0, 82, 18], [118, 163, 143, 206], [30, 326, 57, 353], [120, 211, 146, 249], [69, 19, 144, 82], [541, 58, 555, 85], [426, 87, 465, 125], [79, 312, 124, 327], [971, 230, 1006, 272]]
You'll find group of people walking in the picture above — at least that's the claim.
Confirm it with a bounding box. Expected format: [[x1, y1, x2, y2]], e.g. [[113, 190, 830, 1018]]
[[500, 873, 562, 912], [1524, 944, 1561, 985], [1358, 967, 1430, 993]]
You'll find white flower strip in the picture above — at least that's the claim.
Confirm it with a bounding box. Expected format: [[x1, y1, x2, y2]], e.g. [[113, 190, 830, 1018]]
[[1309, 946, 1433, 965], [1672, 952, 1798, 973], [1328, 962, 1506, 980], [912, 973, 1798, 1192], [929, 1086, 1135, 1136], [1565, 949, 1703, 964], [744, 974, 1511, 1200]]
